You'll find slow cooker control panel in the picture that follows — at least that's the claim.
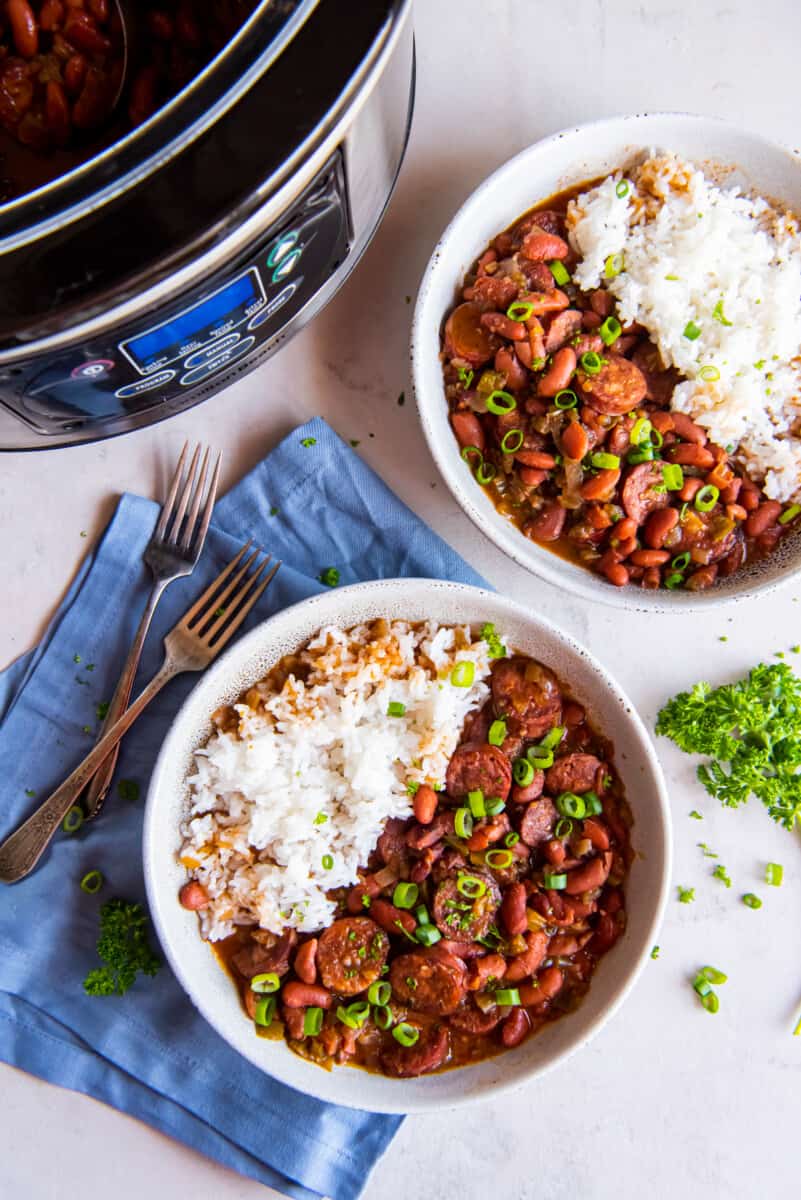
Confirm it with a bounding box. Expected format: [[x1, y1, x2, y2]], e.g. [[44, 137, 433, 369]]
[[5, 153, 351, 436]]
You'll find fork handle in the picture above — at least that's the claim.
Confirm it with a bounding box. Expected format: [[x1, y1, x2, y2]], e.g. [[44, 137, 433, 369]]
[[0, 658, 180, 885], [82, 579, 168, 819]]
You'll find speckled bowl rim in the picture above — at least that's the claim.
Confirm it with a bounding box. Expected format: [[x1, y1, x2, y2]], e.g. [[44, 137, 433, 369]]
[[143, 579, 671, 1113], [412, 112, 801, 612]]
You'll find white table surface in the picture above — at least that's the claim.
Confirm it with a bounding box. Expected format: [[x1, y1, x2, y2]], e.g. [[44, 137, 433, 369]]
[[3, 1, 801, 1196]]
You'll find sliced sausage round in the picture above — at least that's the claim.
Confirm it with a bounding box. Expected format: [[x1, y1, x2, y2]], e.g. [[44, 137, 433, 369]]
[[518, 796, 558, 847], [443, 302, 497, 367], [491, 657, 562, 739], [380, 1024, 450, 1077], [675, 511, 739, 564], [445, 741, 512, 801], [621, 462, 671, 524], [449, 1002, 503, 1034], [232, 930, 297, 980], [317, 917, 389, 996], [545, 753, 602, 796], [433, 871, 501, 940], [389, 950, 468, 1015], [630, 341, 680, 405], [577, 355, 647, 415]]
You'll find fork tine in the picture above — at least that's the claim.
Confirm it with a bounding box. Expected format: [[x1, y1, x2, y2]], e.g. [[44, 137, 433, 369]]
[[178, 446, 210, 553], [192, 548, 263, 634], [189, 451, 221, 557], [201, 553, 272, 640], [153, 441, 188, 542], [168, 443, 201, 544], [208, 558, 282, 651], [179, 541, 251, 625]]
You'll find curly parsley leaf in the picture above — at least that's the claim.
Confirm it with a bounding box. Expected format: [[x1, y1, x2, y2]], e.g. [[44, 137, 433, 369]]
[[656, 663, 801, 831], [83, 899, 161, 997]]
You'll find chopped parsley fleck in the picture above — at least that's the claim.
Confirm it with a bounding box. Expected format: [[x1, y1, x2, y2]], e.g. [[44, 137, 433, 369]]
[[349, 439, 360, 448], [96, 701, 109, 721], [689, 810, 703, 820], [406, 781, 420, 797], [650, 945, 660, 959], [269, 506, 279, 517], [678, 886, 695, 904], [480, 622, 506, 660], [86, 663, 95, 672], [214, 607, 226, 618], [698, 842, 718, 858], [361, 894, 371, 909], [719, 636, 728, 642], [24, 788, 35, 797], [82, 725, 92, 734], [319, 567, 340, 588], [117, 779, 140, 803], [300, 437, 317, 447], [73, 653, 81, 664], [712, 864, 732, 887], [405, 976, 418, 990], [313, 812, 328, 825], [347, 930, 356, 941]]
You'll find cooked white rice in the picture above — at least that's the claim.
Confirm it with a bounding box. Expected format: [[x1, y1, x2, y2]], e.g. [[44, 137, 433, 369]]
[[566, 153, 801, 502], [179, 620, 497, 941]]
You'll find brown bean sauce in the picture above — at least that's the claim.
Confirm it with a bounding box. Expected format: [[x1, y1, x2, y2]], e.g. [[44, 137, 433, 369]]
[[190, 627, 633, 1079], [440, 180, 800, 592]]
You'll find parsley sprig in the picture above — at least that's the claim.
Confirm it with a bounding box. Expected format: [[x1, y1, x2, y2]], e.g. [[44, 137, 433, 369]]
[[83, 899, 161, 996], [656, 663, 801, 831]]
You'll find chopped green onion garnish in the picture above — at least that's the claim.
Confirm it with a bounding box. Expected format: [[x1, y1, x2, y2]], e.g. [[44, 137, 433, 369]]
[[454, 808, 473, 839], [485, 390, 517, 415], [484, 797, 506, 816], [526, 745, 554, 769], [553, 817, 573, 840], [457, 366, 474, 387], [414, 904, 430, 925], [627, 445, 655, 464], [337, 1001, 370, 1029], [373, 1004, 393, 1030], [662, 464, 684, 491], [699, 966, 728, 985], [665, 572, 685, 590], [468, 789, 486, 818], [604, 252, 624, 278], [387, 701, 406, 717], [742, 892, 762, 909], [580, 351, 603, 375], [583, 792, 603, 816], [494, 988, 521, 1006], [671, 553, 691, 571], [555, 791, 586, 819], [488, 718, 507, 746], [599, 316, 622, 346], [476, 461, 497, 484], [393, 882, 419, 909], [693, 976, 712, 997], [450, 661, 475, 688], [513, 757, 535, 787], [591, 451, 620, 470], [79, 869, 103, 895], [540, 725, 565, 750], [415, 924, 441, 946], [321, 854, 334, 871], [62, 806, 84, 835], [699, 365, 720, 382], [251, 972, 281, 994], [542, 870, 567, 889], [504, 831, 520, 847], [461, 445, 483, 470], [701, 991, 720, 1014], [694, 484, 720, 512], [507, 301, 536, 322], [779, 504, 801, 525], [631, 417, 652, 445], [677, 886, 695, 903], [485, 849, 514, 869], [254, 996, 276, 1026], [368, 981, 392, 1006], [766, 862, 783, 887], [392, 1022, 419, 1046], [712, 864, 732, 888], [303, 1006, 323, 1036], [500, 428, 525, 454], [313, 811, 328, 825], [457, 873, 488, 899], [615, 180, 630, 198], [712, 298, 733, 326], [553, 389, 578, 410], [300, 437, 317, 448], [480, 622, 507, 659], [549, 260, 571, 286], [683, 320, 702, 340]]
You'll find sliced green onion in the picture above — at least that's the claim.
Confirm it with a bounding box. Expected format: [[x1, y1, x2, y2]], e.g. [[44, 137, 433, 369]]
[[251, 972, 281, 994], [701, 991, 720, 1014], [712, 298, 733, 326], [415, 924, 442, 947], [649, 427, 664, 448], [393, 882, 419, 909], [616, 179, 630, 198], [254, 996, 276, 1027], [554, 817, 573, 840], [368, 981, 392, 1006], [484, 797, 506, 816], [387, 701, 406, 717], [504, 831, 520, 848], [631, 417, 652, 445], [392, 1022, 419, 1047], [468, 789, 486, 818], [699, 966, 728, 985], [549, 260, 571, 286], [507, 301, 536, 322], [742, 892, 762, 909], [486, 390, 517, 415], [679, 502, 689, 522], [580, 351, 604, 375], [373, 1004, 393, 1030], [62, 806, 84, 834], [671, 552, 691, 571], [457, 366, 474, 387], [583, 791, 603, 816], [693, 976, 712, 998], [540, 725, 565, 750], [494, 988, 521, 1006], [476, 461, 497, 485], [414, 904, 431, 926], [554, 389, 578, 410], [695, 484, 720, 512], [779, 504, 801, 525], [699, 365, 720, 382], [627, 445, 655, 464], [79, 869, 103, 895], [461, 446, 483, 472], [542, 870, 567, 889], [454, 808, 474, 838], [488, 718, 507, 746], [662, 464, 684, 491], [450, 661, 475, 688], [599, 316, 622, 346], [683, 320, 702, 340], [793, 1014, 801, 1037], [555, 792, 586, 819], [766, 862, 784, 887], [321, 854, 334, 871], [485, 849, 514, 869], [665, 572, 685, 589], [501, 428, 525, 454], [337, 1001, 370, 1029], [457, 874, 488, 899], [604, 252, 624, 278], [513, 757, 535, 787], [591, 451, 620, 470], [526, 745, 554, 769], [303, 1006, 323, 1036]]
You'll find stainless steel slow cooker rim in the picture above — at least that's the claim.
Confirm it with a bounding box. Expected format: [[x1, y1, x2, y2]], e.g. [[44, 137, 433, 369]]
[[0, 0, 320, 250]]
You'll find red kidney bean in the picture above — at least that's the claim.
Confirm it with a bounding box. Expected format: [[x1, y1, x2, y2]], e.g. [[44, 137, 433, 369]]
[[537, 346, 576, 396], [720, 477, 742, 504], [629, 548, 670, 567], [413, 784, 438, 825], [726, 503, 748, 522], [670, 412, 707, 444], [128, 64, 160, 127], [520, 965, 564, 1007], [495, 345, 529, 391], [40, 0, 64, 31], [294, 938, 318, 985], [582, 817, 610, 850], [615, 536, 637, 558], [582, 310, 602, 330], [504, 930, 549, 982], [282, 981, 332, 1009], [543, 838, 567, 867], [642, 566, 661, 589], [611, 516, 637, 542], [667, 443, 716, 469], [589, 912, 620, 954], [501, 882, 528, 936], [63, 52, 88, 94], [678, 476, 703, 503], [370, 898, 416, 936], [589, 288, 614, 317], [649, 410, 674, 434], [562, 701, 585, 727], [516, 450, 557, 470], [603, 562, 629, 587], [481, 312, 527, 341], [685, 565, 719, 590], [744, 500, 782, 537], [644, 507, 678, 548], [450, 409, 485, 453], [45, 80, 70, 145], [581, 468, 620, 502], [501, 1007, 531, 1047], [565, 852, 613, 894], [178, 880, 209, 910], [468, 953, 506, 991], [523, 289, 570, 316], [519, 467, 548, 487], [65, 10, 112, 55], [561, 421, 589, 461], [521, 231, 569, 261], [8, 0, 38, 58], [524, 502, 566, 543]]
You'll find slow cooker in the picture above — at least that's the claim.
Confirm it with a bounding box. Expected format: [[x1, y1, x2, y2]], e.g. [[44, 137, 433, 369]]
[[0, 0, 414, 450]]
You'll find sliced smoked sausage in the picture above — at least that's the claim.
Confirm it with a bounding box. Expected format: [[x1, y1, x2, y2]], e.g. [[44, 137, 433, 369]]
[[545, 753, 603, 795], [380, 1024, 450, 1077], [518, 796, 557, 847], [389, 950, 468, 1015], [232, 930, 297, 980], [317, 917, 389, 996], [577, 355, 648, 415], [621, 461, 671, 523], [432, 870, 501, 940], [445, 741, 512, 801], [443, 302, 497, 367], [491, 657, 562, 739]]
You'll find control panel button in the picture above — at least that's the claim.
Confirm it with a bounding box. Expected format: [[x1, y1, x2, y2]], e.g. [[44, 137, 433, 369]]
[[179, 336, 255, 387], [271, 247, 303, 283], [72, 359, 115, 380], [183, 332, 241, 370], [266, 230, 299, 268], [247, 283, 298, 330], [115, 369, 176, 399]]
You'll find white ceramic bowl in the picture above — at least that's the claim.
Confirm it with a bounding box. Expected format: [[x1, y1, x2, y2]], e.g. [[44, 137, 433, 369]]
[[144, 579, 670, 1113], [413, 113, 801, 611]]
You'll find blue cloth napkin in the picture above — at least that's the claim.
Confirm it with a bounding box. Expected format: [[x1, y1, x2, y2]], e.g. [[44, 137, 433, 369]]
[[0, 417, 485, 1199]]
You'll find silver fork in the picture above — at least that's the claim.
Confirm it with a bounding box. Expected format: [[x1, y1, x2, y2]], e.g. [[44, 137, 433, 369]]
[[82, 441, 221, 820], [0, 542, 281, 884]]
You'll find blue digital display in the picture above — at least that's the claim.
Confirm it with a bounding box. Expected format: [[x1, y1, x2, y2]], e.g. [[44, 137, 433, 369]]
[[120, 269, 266, 374]]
